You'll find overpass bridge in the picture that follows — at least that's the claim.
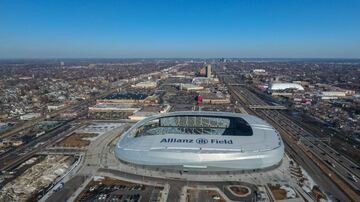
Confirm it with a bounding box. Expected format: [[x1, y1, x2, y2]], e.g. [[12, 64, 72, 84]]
[[38, 147, 87, 155], [227, 83, 246, 86], [249, 105, 287, 110]]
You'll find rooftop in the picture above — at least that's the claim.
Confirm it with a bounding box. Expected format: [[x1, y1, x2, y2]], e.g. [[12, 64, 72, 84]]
[[103, 92, 148, 100]]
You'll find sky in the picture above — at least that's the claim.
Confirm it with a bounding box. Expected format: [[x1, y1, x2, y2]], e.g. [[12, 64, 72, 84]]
[[0, 0, 360, 58]]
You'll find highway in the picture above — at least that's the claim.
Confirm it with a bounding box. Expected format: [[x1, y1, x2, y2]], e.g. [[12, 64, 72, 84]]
[[216, 68, 360, 201], [237, 86, 360, 189]]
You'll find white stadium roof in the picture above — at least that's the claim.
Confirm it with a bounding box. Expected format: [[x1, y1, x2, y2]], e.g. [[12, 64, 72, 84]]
[[115, 111, 284, 171]]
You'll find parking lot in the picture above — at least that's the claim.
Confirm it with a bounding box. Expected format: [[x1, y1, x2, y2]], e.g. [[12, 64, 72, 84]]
[[76, 177, 163, 202], [75, 123, 123, 137]]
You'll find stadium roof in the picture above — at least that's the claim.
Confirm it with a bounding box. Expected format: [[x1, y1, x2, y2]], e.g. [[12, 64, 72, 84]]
[[115, 111, 284, 170]]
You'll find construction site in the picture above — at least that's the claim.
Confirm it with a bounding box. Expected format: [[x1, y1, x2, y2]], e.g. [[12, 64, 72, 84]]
[[0, 155, 76, 202]]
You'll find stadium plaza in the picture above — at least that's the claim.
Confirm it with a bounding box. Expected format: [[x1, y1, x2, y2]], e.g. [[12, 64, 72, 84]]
[[72, 111, 311, 201]]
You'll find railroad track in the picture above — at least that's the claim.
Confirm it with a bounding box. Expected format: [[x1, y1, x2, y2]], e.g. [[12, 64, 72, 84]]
[[230, 83, 360, 175], [258, 109, 360, 201], [0, 123, 83, 172], [261, 111, 359, 183], [265, 110, 360, 181], [220, 75, 360, 200]]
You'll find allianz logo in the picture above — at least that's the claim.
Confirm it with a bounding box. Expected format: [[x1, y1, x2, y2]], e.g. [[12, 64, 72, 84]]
[[160, 138, 233, 144]]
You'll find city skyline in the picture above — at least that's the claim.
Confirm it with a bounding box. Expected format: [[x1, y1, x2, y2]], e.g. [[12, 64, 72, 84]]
[[1, 0, 360, 58]]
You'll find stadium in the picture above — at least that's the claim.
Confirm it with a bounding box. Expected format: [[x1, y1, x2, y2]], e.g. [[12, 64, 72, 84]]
[[115, 111, 284, 171]]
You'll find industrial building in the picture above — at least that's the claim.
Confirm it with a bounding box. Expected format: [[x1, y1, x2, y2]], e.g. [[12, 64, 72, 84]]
[[132, 81, 158, 89], [128, 104, 171, 121], [268, 83, 304, 96], [97, 93, 159, 104], [192, 77, 220, 85], [177, 83, 204, 91], [201, 92, 231, 105], [269, 83, 305, 91], [252, 69, 266, 74], [89, 104, 141, 113], [206, 64, 212, 78], [115, 111, 284, 171], [20, 113, 41, 120], [320, 91, 347, 98]]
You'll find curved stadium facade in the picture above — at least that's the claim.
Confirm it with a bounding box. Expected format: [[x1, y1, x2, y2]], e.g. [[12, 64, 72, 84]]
[[115, 111, 284, 171]]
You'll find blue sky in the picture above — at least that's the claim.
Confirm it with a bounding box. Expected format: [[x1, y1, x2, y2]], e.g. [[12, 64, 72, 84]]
[[0, 0, 360, 58]]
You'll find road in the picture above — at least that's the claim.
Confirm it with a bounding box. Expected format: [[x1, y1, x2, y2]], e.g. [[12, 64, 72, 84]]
[[45, 122, 262, 202], [215, 68, 360, 201]]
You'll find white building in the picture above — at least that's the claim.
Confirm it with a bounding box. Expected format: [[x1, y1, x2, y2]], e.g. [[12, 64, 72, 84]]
[[269, 83, 305, 91], [179, 84, 204, 91], [321, 91, 347, 97], [252, 69, 266, 75], [132, 81, 157, 89], [20, 113, 41, 120], [47, 104, 65, 112]]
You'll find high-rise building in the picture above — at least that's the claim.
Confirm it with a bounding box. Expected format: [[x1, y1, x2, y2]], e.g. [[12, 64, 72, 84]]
[[206, 64, 212, 78], [199, 67, 206, 76]]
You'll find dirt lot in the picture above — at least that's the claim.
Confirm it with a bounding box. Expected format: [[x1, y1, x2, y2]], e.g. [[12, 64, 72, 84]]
[[268, 184, 287, 200], [207, 190, 226, 202], [229, 185, 250, 195], [311, 186, 327, 201], [187, 189, 225, 202], [57, 133, 98, 147]]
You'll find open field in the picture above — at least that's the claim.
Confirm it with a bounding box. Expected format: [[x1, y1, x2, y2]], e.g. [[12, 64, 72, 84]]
[[268, 184, 287, 200], [56, 133, 98, 147]]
